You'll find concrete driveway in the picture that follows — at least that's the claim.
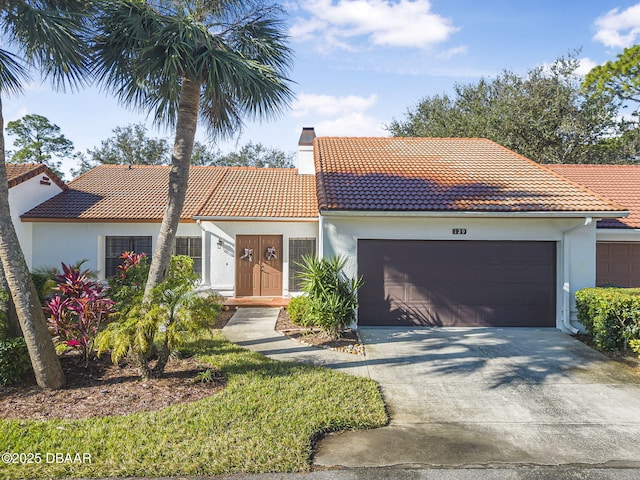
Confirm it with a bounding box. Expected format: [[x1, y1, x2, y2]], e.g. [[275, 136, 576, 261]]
[[315, 327, 640, 468]]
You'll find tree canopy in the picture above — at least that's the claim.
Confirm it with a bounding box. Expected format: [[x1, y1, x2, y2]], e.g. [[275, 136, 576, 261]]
[[72, 122, 293, 175], [583, 44, 640, 104], [387, 52, 634, 164], [203, 141, 294, 168], [72, 123, 171, 176], [6, 114, 73, 177]]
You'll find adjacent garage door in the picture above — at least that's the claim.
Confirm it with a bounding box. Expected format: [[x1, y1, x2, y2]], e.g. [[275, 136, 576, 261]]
[[357, 240, 556, 327], [596, 242, 640, 287]]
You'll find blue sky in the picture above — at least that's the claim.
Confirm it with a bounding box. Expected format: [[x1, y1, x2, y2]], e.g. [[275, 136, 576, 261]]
[[4, 0, 640, 178]]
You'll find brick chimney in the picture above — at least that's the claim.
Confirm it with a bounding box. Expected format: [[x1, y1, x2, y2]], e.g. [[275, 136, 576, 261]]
[[297, 127, 316, 175]]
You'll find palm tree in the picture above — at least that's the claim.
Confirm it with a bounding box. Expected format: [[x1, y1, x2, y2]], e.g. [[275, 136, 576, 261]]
[[0, 1, 89, 389], [93, 0, 294, 300]]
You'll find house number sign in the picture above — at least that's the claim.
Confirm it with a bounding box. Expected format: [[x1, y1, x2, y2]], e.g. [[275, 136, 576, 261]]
[[452, 228, 467, 235]]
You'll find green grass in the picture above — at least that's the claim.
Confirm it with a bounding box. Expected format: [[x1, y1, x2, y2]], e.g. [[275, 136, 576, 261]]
[[0, 332, 387, 478]]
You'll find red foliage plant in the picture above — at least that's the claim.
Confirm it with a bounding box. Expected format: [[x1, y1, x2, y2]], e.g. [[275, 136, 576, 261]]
[[45, 263, 114, 365]]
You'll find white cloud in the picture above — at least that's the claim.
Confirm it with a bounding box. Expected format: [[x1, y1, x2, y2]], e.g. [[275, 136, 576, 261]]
[[576, 57, 598, 76], [290, 0, 458, 51], [291, 92, 385, 137], [594, 4, 640, 48], [292, 93, 378, 117], [313, 112, 387, 137], [436, 45, 468, 60]]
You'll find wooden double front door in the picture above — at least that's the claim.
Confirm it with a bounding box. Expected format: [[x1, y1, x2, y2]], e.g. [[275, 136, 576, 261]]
[[235, 235, 283, 296]]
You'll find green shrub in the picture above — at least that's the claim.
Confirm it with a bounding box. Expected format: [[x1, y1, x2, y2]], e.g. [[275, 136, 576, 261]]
[[575, 287, 640, 352], [0, 336, 31, 385], [107, 251, 149, 312], [296, 255, 362, 339], [97, 256, 220, 379], [287, 295, 312, 326], [31, 266, 59, 303]]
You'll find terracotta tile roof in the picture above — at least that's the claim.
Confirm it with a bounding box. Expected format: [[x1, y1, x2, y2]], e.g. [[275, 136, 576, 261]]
[[22, 164, 317, 222], [546, 165, 640, 229], [196, 168, 318, 218], [314, 137, 626, 214], [6, 163, 67, 190]]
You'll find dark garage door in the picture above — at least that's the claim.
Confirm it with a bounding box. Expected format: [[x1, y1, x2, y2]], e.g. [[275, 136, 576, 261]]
[[597, 242, 640, 287], [357, 240, 556, 327]]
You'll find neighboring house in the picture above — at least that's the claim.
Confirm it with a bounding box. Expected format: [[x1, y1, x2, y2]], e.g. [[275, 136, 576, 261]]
[[20, 131, 628, 332], [547, 165, 640, 288], [6, 163, 66, 268]]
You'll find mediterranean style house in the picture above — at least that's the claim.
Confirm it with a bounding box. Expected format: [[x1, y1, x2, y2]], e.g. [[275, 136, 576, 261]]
[[15, 129, 636, 331]]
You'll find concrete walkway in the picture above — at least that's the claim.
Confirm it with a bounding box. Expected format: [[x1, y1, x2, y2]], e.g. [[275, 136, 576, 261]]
[[221, 307, 370, 378]]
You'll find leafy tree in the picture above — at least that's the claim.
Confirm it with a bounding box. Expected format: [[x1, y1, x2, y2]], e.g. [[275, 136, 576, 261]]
[[93, 0, 294, 303], [5, 114, 72, 177], [72, 123, 171, 176], [213, 141, 294, 168], [583, 44, 640, 104], [0, 0, 90, 389], [388, 51, 629, 164], [190, 141, 222, 166]]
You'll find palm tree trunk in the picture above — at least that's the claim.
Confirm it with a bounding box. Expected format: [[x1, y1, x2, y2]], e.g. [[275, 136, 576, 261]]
[[0, 96, 65, 389], [144, 78, 200, 297], [0, 261, 21, 337]]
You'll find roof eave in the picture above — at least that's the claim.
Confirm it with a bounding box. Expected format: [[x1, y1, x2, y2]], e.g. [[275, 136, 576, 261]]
[[318, 209, 630, 219], [193, 216, 319, 222]]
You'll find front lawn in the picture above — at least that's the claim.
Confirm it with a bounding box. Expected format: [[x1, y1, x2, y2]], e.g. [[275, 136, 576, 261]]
[[0, 331, 387, 478]]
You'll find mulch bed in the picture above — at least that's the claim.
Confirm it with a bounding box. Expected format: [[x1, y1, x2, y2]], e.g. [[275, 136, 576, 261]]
[[0, 307, 364, 422], [275, 308, 364, 355], [0, 309, 235, 421]]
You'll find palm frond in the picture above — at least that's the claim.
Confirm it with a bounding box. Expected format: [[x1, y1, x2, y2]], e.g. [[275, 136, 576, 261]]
[[92, 0, 294, 137], [2, 1, 90, 91], [0, 48, 28, 95]]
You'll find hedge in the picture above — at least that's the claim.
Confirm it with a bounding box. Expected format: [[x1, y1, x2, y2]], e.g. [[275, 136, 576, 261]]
[[575, 287, 640, 353]]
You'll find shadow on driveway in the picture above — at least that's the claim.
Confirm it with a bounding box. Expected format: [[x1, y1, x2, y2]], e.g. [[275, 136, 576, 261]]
[[315, 327, 640, 468]]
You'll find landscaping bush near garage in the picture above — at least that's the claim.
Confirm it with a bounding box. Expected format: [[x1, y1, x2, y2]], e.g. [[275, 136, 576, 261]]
[[294, 256, 362, 339], [0, 331, 387, 478], [575, 287, 640, 354]]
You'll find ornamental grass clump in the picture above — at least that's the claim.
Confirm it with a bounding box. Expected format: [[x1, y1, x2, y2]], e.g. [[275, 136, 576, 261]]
[[44, 263, 115, 365], [296, 255, 362, 340]]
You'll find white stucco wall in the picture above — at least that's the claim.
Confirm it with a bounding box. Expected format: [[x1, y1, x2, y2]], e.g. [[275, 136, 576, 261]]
[[198, 220, 318, 296], [320, 213, 598, 331], [30, 220, 318, 295], [10, 176, 64, 268], [30, 222, 201, 279]]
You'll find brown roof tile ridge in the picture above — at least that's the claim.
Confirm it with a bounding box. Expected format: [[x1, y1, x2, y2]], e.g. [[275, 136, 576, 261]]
[[484, 140, 628, 212], [221, 166, 300, 172], [8, 163, 68, 191], [192, 167, 232, 218], [314, 136, 489, 141]]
